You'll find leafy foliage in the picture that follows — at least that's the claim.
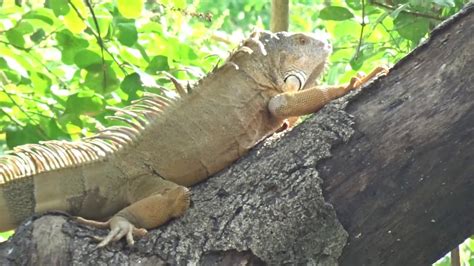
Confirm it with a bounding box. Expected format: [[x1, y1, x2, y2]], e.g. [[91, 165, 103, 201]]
[[434, 237, 474, 265], [0, 0, 467, 153], [0, 230, 13, 241], [0, 0, 224, 151]]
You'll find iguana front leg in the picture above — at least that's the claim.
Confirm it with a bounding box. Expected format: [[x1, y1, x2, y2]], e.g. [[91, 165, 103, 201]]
[[76, 176, 190, 247], [269, 66, 388, 118]]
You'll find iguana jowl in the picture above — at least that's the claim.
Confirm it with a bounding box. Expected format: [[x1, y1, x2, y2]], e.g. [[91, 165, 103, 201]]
[[0, 31, 386, 246]]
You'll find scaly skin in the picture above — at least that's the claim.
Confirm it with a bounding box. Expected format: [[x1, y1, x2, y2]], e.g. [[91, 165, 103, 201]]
[[0, 30, 387, 246]]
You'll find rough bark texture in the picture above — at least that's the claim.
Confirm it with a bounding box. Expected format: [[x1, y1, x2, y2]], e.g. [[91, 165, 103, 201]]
[[1, 4, 473, 266], [321, 4, 474, 265]]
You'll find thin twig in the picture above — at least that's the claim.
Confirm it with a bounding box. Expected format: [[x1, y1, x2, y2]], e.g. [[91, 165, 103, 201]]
[[0, 26, 63, 51], [84, 0, 108, 91], [334, 43, 397, 52], [32, 28, 63, 49], [25, 110, 54, 119], [0, 108, 25, 127], [379, 22, 404, 53], [5, 91, 63, 111], [68, 0, 127, 75], [0, 39, 70, 87], [0, 86, 48, 139], [370, 1, 446, 21], [0, 40, 31, 52], [354, 0, 367, 59], [450, 246, 461, 266], [0, 16, 25, 34]]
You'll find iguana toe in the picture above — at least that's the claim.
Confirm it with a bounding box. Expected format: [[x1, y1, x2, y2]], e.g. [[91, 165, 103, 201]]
[[76, 216, 147, 247], [75, 216, 109, 229], [98, 216, 147, 247]]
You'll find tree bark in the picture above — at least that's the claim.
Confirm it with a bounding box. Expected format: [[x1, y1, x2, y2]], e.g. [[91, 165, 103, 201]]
[[321, 4, 474, 265], [1, 4, 473, 266]]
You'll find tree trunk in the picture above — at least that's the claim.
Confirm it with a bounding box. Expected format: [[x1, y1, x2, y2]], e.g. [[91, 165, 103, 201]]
[[321, 4, 474, 265], [1, 4, 473, 266], [271, 0, 289, 32]]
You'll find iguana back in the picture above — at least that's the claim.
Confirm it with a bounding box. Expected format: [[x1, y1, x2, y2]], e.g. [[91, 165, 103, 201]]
[[119, 61, 283, 186], [0, 30, 342, 246]]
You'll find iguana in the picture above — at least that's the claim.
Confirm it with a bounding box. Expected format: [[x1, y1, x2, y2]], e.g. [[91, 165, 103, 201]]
[[0, 30, 387, 247]]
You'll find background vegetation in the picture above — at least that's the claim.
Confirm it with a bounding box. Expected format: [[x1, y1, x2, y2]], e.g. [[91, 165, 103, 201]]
[[0, 0, 470, 264]]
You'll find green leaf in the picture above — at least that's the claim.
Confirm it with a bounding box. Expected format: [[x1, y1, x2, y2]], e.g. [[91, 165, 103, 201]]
[[63, 0, 87, 34], [23, 9, 55, 25], [30, 29, 45, 43], [117, 0, 144, 19], [5, 124, 46, 148], [87, 7, 113, 37], [121, 73, 143, 100], [350, 55, 364, 70], [333, 20, 360, 40], [5, 29, 25, 48], [319, 6, 354, 21], [390, 3, 409, 18], [133, 43, 150, 62], [164, 39, 199, 62], [345, 0, 362, 10], [0, 70, 21, 83], [394, 13, 430, 43], [45, 119, 70, 140], [65, 91, 104, 116], [30, 72, 51, 93], [4, 21, 34, 48], [0, 231, 13, 241], [57, 113, 83, 135], [349, 43, 378, 70], [116, 22, 138, 47], [83, 64, 120, 94], [433, 0, 455, 7], [56, 29, 89, 65], [0, 58, 21, 82], [161, 0, 186, 9], [48, 0, 70, 16], [146, 55, 169, 73], [74, 50, 102, 69], [2, 56, 28, 77]]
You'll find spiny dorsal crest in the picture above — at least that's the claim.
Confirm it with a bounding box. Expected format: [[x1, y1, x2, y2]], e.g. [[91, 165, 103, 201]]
[[0, 30, 328, 184], [0, 32, 262, 184], [0, 92, 175, 185], [190, 30, 271, 90]]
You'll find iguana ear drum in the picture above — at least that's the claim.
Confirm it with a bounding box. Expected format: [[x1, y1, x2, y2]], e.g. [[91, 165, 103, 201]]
[[284, 70, 307, 90]]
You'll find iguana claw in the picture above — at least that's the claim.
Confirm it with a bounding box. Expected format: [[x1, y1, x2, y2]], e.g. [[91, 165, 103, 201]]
[[75, 216, 147, 247], [347, 66, 389, 90]]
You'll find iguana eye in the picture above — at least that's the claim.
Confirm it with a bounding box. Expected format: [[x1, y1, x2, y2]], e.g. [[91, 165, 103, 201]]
[[298, 36, 307, 45]]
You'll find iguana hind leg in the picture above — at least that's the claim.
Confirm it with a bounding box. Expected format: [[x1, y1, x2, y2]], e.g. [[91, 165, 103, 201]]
[[269, 66, 388, 118], [76, 176, 190, 247]]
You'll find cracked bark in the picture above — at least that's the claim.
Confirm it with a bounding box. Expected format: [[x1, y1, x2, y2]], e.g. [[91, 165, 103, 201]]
[[1, 4, 474, 266]]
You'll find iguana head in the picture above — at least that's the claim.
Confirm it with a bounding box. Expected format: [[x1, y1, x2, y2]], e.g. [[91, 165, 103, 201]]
[[230, 30, 332, 93]]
